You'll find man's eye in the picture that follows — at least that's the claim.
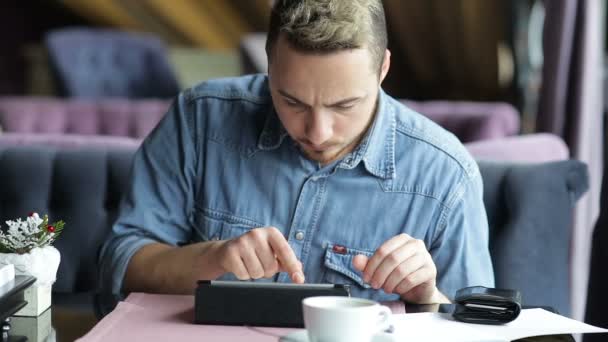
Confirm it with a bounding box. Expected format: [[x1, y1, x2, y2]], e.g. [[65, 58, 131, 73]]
[[335, 103, 355, 110], [285, 99, 301, 107]]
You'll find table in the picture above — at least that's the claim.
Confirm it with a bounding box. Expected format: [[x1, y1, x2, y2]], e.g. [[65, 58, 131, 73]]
[[7, 294, 576, 341]]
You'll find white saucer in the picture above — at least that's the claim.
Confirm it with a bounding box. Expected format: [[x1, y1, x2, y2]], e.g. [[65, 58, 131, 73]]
[[280, 329, 396, 342]]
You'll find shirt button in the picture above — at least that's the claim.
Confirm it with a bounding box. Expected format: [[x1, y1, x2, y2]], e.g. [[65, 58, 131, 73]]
[[211, 236, 220, 241], [295, 231, 305, 241]]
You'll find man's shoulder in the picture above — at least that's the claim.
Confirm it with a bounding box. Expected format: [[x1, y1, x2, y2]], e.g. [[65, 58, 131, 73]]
[[387, 97, 479, 192], [171, 75, 272, 151], [182, 74, 272, 105], [176, 74, 272, 124], [389, 97, 476, 175]]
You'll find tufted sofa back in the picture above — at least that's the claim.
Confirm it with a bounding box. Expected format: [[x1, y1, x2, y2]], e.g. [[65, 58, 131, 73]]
[[0, 97, 170, 139], [0, 96, 519, 143], [0, 141, 588, 317], [0, 146, 135, 295]]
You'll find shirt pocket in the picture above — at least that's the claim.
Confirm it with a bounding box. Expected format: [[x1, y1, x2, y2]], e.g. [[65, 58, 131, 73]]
[[189, 207, 261, 242], [190, 208, 271, 282], [323, 243, 399, 302]]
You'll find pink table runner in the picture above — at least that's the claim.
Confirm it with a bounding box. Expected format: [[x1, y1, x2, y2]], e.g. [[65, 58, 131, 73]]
[[77, 293, 405, 341]]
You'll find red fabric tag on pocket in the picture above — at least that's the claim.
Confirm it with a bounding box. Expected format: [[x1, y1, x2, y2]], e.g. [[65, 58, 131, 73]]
[[332, 245, 347, 254]]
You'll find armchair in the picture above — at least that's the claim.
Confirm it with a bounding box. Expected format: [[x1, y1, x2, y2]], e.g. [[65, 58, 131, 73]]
[[45, 28, 180, 99]]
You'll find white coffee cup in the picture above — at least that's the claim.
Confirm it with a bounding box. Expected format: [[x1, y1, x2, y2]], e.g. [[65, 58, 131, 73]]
[[302, 296, 391, 342]]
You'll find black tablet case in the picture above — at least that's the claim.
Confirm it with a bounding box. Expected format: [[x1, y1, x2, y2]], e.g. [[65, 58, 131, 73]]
[[194, 280, 351, 327]]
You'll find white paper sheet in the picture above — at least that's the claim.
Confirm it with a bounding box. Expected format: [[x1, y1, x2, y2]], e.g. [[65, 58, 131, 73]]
[[386, 308, 608, 342], [465, 308, 608, 340], [386, 311, 504, 342]]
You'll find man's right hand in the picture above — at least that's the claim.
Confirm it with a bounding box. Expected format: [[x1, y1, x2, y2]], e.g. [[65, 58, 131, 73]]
[[213, 227, 305, 283]]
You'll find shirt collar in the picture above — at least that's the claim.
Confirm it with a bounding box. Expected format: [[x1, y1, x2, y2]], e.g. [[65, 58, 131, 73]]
[[257, 90, 396, 179], [338, 89, 396, 179], [257, 108, 289, 150]]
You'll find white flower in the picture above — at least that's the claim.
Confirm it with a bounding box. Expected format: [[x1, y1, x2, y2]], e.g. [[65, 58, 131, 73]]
[[1, 215, 44, 252], [26, 213, 43, 227], [0, 213, 63, 254]]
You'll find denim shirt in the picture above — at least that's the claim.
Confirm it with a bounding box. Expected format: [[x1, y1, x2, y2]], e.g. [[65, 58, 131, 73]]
[[99, 74, 494, 302]]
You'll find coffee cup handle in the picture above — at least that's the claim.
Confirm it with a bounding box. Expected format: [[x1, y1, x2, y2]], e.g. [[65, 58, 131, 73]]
[[376, 305, 392, 331]]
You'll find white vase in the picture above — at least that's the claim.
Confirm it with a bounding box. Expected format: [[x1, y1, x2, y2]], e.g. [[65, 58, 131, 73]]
[[0, 246, 61, 316]]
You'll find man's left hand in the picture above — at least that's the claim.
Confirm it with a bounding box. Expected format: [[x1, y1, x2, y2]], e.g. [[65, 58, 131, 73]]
[[352, 233, 446, 304]]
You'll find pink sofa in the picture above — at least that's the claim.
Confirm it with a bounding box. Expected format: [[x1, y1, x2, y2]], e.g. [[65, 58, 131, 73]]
[[400, 100, 520, 143], [0, 96, 519, 143], [466, 133, 569, 162], [0, 132, 140, 149], [0, 97, 170, 139], [0, 95, 568, 164]]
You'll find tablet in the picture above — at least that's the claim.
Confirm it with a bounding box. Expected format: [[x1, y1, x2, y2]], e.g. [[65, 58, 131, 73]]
[[194, 280, 351, 327]]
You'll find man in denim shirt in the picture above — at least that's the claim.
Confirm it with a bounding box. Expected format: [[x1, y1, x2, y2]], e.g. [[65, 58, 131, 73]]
[[99, 0, 494, 305]]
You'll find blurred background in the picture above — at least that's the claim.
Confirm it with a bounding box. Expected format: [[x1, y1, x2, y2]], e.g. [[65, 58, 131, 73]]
[[0, 0, 605, 131], [0, 0, 607, 338], [3, 0, 605, 131]]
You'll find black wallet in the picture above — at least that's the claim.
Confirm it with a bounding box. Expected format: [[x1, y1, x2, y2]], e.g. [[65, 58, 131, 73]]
[[194, 280, 350, 327], [452, 286, 522, 324]]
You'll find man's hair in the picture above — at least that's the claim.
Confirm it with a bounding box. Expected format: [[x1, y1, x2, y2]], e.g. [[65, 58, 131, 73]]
[[265, 0, 388, 73]]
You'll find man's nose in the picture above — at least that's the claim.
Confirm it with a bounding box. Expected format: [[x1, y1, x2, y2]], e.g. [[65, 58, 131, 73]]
[[306, 110, 332, 146]]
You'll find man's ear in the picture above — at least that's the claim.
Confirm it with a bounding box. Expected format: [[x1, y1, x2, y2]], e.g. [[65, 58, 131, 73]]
[[379, 49, 391, 84]]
